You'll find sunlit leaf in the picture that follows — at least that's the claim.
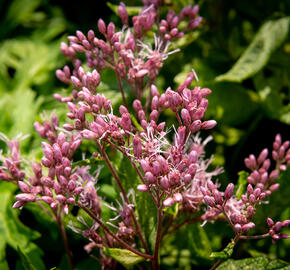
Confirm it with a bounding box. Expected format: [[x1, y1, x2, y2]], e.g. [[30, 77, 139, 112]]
[[103, 247, 145, 269], [216, 256, 290, 270], [216, 17, 290, 82], [210, 242, 234, 260]]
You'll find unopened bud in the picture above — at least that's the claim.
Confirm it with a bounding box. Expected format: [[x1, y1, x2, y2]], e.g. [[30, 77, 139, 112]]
[[224, 183, 234, 200]]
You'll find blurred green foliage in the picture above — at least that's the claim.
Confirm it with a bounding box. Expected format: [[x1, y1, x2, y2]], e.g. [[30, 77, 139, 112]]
[[0, 0, 289, 269]]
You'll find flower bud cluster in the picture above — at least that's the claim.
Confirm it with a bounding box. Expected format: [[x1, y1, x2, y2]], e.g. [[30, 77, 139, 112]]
[[105, 192, 136, 242], [164, 76, 216, 132], [202, 135, 289, 237], [244, 134, 289, 198], [135, 125, 221, 210], [57, 2, 202, 99], [267, 218, 290, 242], [12, 127, 84, 213], [159, 5, 202, 40], [34, 114, 59, 144], [0, 138, 25, 182]]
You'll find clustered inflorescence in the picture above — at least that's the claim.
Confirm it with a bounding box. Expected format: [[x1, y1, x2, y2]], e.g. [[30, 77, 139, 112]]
[[0, 1, 289, 269]]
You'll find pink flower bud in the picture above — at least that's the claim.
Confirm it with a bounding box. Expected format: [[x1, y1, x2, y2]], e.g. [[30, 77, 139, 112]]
[[41, 177, 53, 187], [257, 148, 268, 164], [247, 206, 254, 219], [242, 222, 255, 232], [137, 184, 148, 192], [67, 197, 75, 204], [53, 143, 62, 162], [133, 99, 142, 112], [199, 186, 208, 196], [247, 184, 253, 194], [181, 109, 191, 126], [249, 194, 256, 204], [13, 201, 25, 208], [41, 157, 52, 168], [41, 196, 53, 204], [272, 150, 279, 160], [163, 197, 175, 207], [262, 159, 271, 171], [260, 172, 268, 184], [253, 188, 261, 198], [98, 19, 106, 34], [53, 182, 61, 194], [241, 194, 248, 203], [118, 2, 128, 25], [107, 22, 115, 39], [204, 195, 215, 207], [201, 120, 217, 130], [152, 161, 161, 176], [189, 120, 201, 133], [274, 221, 282, 232], [133, 136, 142, 159], [136, 69, 148, 78], [224, 183, 234, 199], [188, 164, 197, 176], [74, 187, 84, 195], [157, 155, 170, 174], [259, 192, 266, 200], [145, 172, 156, 184], [213, 190, 223, 205], [269, 169, 279, 182], [18, 181, 30, 193], [173, 193, 183, 203], [267, 217, 274, 227], [56, 195, 67, 204], [160, 176, 169, 190], [269, 183, 280, 192], [15, 193, 36, 202], [183, 174, 192, 184], [278, 233, 290, 239], [234, 224, 242, 232]]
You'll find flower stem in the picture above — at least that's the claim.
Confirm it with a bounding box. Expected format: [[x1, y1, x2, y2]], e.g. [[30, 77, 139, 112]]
[[152, 194, 163, 270], [56, 212, 74, 270], [79, 204, 153, 259], [96, 140, 149, 253]]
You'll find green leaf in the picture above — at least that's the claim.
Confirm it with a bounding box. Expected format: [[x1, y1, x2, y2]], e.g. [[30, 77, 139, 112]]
[[210, 242, 235, 260], [216, 17, 290, 82], [107, 2, 142, 16], [72, 156, 103, 168], [163, 203, 179, 217], [17, 247, 37, 270], [235, 171, 249, 200], [216, 256, 290, 270], [206, 82, 259, 126], [0, 88, 42, 146], [0, 182, 45, 270], [102, 247, 145, 269]]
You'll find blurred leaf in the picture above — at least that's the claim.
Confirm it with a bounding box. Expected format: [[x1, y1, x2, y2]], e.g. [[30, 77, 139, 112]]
[[206, 82, 259, 126], [280, 104, 290, 124], [103, 247, 145, 269], [163, 203, 179, 217], [0, 182, 45, 270], [75, 258, 101, 270], [210, 242, 234, 260], [136, 191, 157, 250], [107, 2, 142, 16], [235, 171, 249, 200], [0, 0, 41, 38], [258, 86, 283, 119], [72, 156, 103, 168], [0, 88, 42, 145], [216, 17, 290, 82], [17, 247, 37, 270], [216, 256, 290, 270]]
